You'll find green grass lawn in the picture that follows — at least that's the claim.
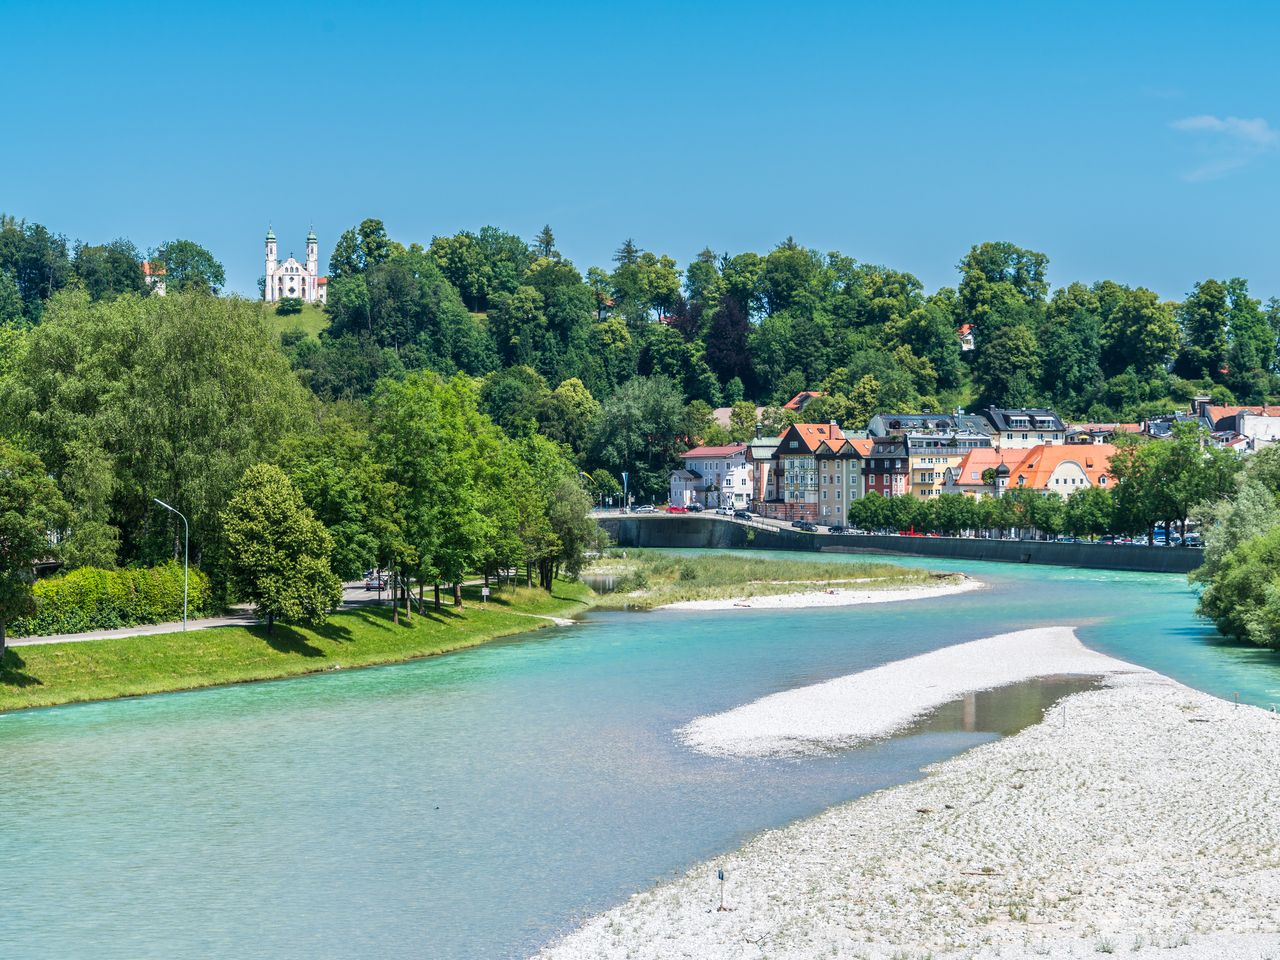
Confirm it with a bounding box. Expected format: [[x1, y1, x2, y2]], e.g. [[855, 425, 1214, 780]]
[[592, 551, 953, 610], [0, 580, 595, 713], [261, 301, 330, 341]]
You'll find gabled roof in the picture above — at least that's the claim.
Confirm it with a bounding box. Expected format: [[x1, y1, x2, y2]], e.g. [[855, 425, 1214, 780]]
[[783, 391, 823, 411], [140, 259, 165, 277], [815, 436, 873, 458], [944, 448, 1025, 486], [1007, 443, 1116, 490], [983, 406, 1066, 433], [1205, 405, 1277, 428], [778, 422, 845, 453], [683, 442, 747, 459]]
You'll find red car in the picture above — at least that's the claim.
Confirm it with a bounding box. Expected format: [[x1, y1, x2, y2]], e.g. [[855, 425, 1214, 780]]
[[666, 504, 688, 513]]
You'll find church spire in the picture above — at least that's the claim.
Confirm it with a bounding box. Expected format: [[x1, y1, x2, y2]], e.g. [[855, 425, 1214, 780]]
[[266, 223, 275, 242]]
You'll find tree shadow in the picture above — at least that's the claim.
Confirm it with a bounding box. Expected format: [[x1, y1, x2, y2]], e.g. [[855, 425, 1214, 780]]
[[0, 649, 43, 689]]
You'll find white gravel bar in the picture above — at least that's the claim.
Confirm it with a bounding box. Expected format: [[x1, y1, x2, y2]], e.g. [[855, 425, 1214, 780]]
[[681, 626, 1133, 757], [657, 575, 983, 611], [538, 630, 1280, 959]]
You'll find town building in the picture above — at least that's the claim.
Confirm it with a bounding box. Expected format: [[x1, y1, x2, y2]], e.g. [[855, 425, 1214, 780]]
[[863, 436, 910, 498], [140, 260, 166, 296], [815, 436, 873, 521], [264, 226, 328, 305], [904, 430, 994, 499], [867, 411, 993, 439], [746, 434, 781, 506], [757, 422, 845, 521], [939, 448, 1033, 498], [997, 443, 1116, 497], [669, 442, 752, 508], [1065, 422, 1142, 444], [982, 407, 1066, 449]]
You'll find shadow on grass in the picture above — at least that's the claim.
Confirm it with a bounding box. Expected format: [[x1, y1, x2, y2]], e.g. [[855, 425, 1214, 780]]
[[0, 649, 42, 688], [247, 604, 468, 657]]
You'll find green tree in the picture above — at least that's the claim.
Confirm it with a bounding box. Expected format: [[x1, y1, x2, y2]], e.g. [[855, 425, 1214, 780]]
[[4, 289, 311, 566], [222, 463, 344, 632], [73, 239, 148, 301], [958, 241, 1049, 323], [536, 378, 600, 455], [1063, 486, 1114, 539], [1101, 287, 1180, 375], [535, 225, 557, 259], [275, 412, 401, 581], [0, 441, 69, 652], [153, 239, 225, 295], [590, 375, 688, 501]]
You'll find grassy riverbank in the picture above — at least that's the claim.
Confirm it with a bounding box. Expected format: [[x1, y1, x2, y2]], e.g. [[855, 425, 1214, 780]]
[[592, 551, 957, 610], [0, 580, 595, 713]]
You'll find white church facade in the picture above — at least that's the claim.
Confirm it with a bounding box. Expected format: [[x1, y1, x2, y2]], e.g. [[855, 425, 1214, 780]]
[[264, 226, 328, 304]]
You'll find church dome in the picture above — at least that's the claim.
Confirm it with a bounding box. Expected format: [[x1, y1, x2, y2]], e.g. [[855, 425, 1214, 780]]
[[306, 226, 316, 243], [266, 226, 276, 242]]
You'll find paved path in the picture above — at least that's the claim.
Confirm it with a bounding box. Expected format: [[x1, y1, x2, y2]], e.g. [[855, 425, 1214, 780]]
[[11, 582, 384, 647]]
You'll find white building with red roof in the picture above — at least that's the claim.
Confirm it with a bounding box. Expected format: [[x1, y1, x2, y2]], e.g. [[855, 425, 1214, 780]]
[[669, 442, 752, 508]]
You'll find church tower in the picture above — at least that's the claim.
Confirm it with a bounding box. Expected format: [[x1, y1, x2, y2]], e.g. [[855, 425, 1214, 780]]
[[265, 225, 278, 302], [306, 225, 318, 301]]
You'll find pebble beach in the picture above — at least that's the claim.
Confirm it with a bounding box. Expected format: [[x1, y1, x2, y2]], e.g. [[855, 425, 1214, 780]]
[[537, 629, 1280, 959]]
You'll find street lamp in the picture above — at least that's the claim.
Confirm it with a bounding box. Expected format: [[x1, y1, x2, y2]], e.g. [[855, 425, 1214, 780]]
[[153, 498, 189, 630]]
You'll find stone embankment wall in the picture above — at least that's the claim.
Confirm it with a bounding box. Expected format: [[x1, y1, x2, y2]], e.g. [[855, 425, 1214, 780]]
[[598, 516, 1203, 575]]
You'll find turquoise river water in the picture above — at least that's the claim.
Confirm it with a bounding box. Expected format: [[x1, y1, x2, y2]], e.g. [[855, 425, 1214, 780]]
[[2, 551, 1279, 959]]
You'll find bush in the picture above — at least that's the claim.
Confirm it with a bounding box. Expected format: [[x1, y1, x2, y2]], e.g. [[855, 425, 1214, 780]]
[[275, 297, 303, 316], [12, 563, 214, 637]]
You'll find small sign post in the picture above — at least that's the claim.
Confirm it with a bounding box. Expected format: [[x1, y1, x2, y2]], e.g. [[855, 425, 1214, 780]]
[[481, 586, 490, 604], [716, 867, 728, 911]]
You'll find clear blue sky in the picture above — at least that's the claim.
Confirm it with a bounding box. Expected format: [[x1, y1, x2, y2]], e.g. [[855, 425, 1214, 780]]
[[3, 0, 1278, 301]]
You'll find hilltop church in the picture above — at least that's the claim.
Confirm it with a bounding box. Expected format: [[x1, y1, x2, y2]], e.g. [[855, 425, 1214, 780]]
[[264, 226, 328, 304]]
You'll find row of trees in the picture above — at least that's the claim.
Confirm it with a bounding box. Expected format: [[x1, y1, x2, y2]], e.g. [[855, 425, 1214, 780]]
[[845, 427, 1238, 543], [0, 289, 601, 648]]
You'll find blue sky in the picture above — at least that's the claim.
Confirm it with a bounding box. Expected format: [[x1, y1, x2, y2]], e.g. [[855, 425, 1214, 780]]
[[3, 0, 1278, 301]]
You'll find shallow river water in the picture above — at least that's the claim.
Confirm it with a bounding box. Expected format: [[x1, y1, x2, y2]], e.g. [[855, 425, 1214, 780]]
[[2, 551, 1278, 959]]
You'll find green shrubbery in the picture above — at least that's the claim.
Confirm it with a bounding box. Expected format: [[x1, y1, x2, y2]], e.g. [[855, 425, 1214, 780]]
[[12, 563, 213, 637]]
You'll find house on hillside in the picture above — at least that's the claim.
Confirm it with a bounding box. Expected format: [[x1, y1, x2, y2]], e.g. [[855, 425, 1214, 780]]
[[997, 443, 1116, 497], [783, 391, 823, 413], [863, 436, 910, 498], [982, 407, 1066, 449], [140, 260, 166, 296], [669, 442, 751, 508], [816, 436, 873, 521]]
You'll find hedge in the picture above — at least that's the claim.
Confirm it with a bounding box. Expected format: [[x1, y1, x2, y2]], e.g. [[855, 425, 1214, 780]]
[[12, 563, 214, 638]]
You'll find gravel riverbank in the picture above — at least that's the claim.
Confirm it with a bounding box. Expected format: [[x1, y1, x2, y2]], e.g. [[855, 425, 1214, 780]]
[[538, 630, 1280, 959]]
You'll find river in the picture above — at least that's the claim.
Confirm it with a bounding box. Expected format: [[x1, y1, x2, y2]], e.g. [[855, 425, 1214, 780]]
[[2, 551, 1278, 959]]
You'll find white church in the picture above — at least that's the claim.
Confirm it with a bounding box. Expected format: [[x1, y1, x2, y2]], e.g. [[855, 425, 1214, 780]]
[[264, 226, 328, 304]]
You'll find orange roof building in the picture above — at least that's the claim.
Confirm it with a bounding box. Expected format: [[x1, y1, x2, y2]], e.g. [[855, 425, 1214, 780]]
[[940, 448, 1027, 497], [1003, 443, 1116, 495]]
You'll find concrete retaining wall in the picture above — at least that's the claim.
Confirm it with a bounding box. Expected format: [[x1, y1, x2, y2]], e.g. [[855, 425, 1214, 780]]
[[597, 515, 1203, 575]]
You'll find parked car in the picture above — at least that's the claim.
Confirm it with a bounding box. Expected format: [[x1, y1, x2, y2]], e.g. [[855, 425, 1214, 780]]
[[795, 520, 818, 532], [685, 503, 703, 513], [715, 506, 733, 516], [632, 504, 658, 513], [733, 509, 752, 521], [790, 519, 807, 529], [828, 524, 850, 534], [666, 504, 688, 513], [364, 570, 388, 590]]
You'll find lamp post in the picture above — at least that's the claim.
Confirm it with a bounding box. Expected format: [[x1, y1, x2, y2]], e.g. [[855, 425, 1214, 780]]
[[153, 498, 189, 630]]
